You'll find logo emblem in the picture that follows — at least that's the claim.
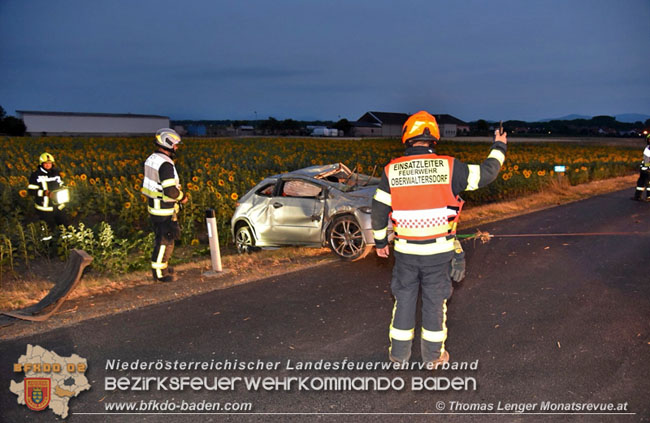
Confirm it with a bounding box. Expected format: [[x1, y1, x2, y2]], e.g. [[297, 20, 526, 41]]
[[25, 378, 51, 411]]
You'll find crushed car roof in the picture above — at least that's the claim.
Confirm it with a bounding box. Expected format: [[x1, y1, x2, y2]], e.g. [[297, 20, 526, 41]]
[[272, 163, 352, 179]]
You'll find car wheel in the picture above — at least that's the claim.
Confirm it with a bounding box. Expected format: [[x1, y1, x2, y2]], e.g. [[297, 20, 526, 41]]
[[235, 224, 255, 254], [327, 215, 372, 261]]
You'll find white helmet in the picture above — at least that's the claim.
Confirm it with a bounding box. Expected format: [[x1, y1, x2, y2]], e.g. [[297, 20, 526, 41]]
[[155, 128, 182, 150]]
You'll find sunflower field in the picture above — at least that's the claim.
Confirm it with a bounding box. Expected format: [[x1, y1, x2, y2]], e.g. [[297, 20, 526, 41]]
[[0, 136, 641, 275]]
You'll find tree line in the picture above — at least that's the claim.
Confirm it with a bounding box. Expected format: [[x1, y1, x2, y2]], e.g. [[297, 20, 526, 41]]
[[0, 106, 26, 136]]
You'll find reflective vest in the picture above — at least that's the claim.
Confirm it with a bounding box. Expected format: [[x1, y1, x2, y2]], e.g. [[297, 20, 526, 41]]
[[385, 154, 463, 256], [141, 152, 180, 217]]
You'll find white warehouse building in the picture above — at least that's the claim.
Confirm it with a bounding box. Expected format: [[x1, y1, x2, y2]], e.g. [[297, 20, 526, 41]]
[[17, 111, 170, 136]]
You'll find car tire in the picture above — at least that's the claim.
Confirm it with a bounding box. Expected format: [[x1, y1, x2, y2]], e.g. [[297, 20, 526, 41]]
[[235, 224, 255, 254], [326, 215, 372, 261]]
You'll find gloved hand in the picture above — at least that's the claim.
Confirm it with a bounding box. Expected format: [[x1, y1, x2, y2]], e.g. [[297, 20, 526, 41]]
[[450, 240, 466, 283]]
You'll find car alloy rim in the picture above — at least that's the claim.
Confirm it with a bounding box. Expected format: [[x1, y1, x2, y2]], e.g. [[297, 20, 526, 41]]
[[330, 219, 364, 258], [236, 228, 252, 252]]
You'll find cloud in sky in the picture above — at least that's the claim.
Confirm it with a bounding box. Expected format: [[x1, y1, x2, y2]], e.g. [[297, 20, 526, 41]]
[[1, 0, 649, 121]]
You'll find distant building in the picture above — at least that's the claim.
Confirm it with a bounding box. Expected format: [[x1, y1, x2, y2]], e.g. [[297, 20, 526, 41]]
[[17, 110, 170, 136], [434, 114, 470, 137], [352, 112, 409, 137], [352, 111, 468, 138]]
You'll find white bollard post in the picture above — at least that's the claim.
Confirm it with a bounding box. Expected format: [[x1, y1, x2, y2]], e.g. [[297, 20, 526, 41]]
[[205, 208, 223, 273]]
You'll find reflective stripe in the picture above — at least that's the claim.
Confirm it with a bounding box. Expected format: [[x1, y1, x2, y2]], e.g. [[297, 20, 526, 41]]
[[373, 188, 392, 206], [161, 194, 180, 202], [161, 178, 177, 188], [35, 204, 54, 212], [393, 238, 454, 255], [422, 327, 447, 343], [488, 149, 506, 166], [148, 206, 175, 216], [637, 187, 645, 191], [152, 245, 168, 279], [38, 190, 44, 196], [41, 235, 53, 241], [373, 227, 387, 240], [388, 301, 415, 342], [441, 300, 447, 355], [27, 184, 40, 189], [141, 186, 162, 198], [390, 326, 415, 341], [466, 164, 481, 191]]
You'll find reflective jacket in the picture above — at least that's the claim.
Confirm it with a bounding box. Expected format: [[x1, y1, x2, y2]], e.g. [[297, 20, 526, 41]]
[[383, 154, 463, 255], [27, 166, 66, 212], [372, 142, 506, 257], [141, 151, 184, 217]]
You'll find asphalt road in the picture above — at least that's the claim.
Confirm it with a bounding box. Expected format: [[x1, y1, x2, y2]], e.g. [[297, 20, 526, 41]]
[[1, 188, 649, 422]]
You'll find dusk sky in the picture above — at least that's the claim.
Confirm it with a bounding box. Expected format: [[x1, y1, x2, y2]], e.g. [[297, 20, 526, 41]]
[[1, 0, 649, 122]]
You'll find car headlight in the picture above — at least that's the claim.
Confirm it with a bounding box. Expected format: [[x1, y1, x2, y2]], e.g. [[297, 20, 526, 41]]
[[358, 206, 372, 214]]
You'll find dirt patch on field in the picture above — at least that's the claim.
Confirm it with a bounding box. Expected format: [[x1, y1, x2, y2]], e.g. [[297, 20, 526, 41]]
[[0, 174, 639, 340]]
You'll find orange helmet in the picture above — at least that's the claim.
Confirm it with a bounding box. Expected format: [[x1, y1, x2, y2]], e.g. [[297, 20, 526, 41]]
[[402, 111, 440, 144]]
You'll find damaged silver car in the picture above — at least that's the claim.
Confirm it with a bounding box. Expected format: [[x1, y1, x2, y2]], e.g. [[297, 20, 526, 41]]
[[231, 163, 385, 261]]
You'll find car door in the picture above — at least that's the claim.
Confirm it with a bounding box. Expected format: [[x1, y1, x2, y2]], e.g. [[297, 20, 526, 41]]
[[241, 181, 279, 245], [267, 178, 325, 244]]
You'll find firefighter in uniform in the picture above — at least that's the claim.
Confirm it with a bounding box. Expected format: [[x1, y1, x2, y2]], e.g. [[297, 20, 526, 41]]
[[27, 152, 70, 239], [371, 111, 507, 367], [141, 128, 188, 282], [632, 133, 650, 201]]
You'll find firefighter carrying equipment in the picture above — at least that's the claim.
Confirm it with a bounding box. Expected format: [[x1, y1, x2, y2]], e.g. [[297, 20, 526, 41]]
[[402, 110, 440, 144], [27, 163, 67, 212]]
